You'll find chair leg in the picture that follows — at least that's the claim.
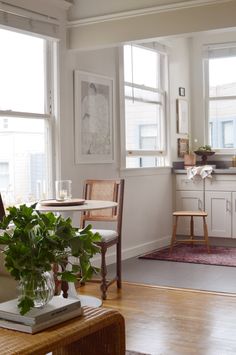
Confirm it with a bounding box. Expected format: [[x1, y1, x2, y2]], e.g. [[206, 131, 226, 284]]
[[61, 259, 69, 298], [117, 241, 121, 289], [53, 263, 61, 296], [190, 216, 194, 247], [100, 245, 108, 300], [203, 216, 210, 253], [170, 216, 178, 254]]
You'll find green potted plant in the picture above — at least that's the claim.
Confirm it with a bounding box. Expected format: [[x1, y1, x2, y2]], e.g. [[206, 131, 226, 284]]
[[0, 203, 101, 315]]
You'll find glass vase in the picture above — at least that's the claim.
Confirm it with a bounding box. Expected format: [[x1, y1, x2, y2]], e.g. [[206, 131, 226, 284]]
[[19, 271, 55, 308]]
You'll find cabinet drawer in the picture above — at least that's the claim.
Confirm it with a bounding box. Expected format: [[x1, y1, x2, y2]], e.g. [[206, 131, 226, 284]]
[[205, 175, 236, 191], [176, 175, 203, 191]]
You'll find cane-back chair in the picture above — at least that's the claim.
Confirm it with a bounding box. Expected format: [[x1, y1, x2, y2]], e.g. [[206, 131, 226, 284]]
[[0, 193, 5, 221], [80, 179, 125, 300]]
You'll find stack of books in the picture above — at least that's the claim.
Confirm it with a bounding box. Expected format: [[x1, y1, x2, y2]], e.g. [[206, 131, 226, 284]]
[[0, 296, 83, 333]]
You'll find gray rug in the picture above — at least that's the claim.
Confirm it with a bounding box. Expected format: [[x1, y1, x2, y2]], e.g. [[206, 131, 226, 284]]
[[126, 352, 150, 355]]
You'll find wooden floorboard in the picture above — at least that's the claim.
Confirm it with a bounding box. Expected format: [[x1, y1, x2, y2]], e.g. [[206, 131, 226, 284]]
[[77, 282, 236, 355]]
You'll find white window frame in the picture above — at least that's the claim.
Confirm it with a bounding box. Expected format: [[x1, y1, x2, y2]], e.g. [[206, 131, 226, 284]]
[[204, 44, 236, 155], [119, 44, 169, 170], [0, 30, 56, 199]]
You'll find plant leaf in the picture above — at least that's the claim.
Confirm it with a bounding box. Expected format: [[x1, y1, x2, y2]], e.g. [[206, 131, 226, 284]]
[[18, 296, 34, 315]]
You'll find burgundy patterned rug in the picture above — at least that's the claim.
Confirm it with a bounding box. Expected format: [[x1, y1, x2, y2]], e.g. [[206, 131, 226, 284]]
[[139, 244, 236, 267]]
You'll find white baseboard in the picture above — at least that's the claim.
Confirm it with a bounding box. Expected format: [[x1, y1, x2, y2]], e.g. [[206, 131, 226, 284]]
[[92, 235, 171, 267]]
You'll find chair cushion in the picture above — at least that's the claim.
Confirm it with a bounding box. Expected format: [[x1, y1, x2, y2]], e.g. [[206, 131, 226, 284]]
[[92, 229, 118, 242]]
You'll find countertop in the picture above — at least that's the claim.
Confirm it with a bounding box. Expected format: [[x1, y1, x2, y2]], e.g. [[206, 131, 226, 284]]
[[173, 168, 236, 174]]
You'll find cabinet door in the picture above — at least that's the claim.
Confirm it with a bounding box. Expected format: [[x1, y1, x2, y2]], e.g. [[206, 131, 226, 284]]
[[205, 191, 231, 238], [232, 192, 236, 239], [176, 191, 204, 236]]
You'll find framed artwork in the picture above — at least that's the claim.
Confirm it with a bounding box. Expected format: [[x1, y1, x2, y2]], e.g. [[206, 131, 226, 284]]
[[177, 99, 189, 134], [74, 70, 114, 164], [178, 138, 189, 158]]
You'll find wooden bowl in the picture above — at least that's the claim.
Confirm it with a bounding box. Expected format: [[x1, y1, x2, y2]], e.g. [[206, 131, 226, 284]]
[[194, 150, 215, 164]]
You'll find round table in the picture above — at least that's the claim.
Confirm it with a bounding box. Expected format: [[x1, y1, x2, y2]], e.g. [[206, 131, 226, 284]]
[[37, 199, 117, 217], [36, 199, 118, 307]]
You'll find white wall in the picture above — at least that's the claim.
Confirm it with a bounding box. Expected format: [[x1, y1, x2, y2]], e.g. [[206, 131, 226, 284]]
[[65, 46, 174, 262], [167, 37, 191, 161], [64, 36, 191, 263]]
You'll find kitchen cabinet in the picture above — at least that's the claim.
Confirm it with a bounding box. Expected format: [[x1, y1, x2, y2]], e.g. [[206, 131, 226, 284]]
[[232, 192, 236, 238], [175, 173, 236, 238]]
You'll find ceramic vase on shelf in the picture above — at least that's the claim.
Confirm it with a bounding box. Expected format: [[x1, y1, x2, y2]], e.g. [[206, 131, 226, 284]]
[[18, 271, 55, 309]]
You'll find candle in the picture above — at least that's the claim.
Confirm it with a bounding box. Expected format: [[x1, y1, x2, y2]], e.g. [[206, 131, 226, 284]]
[[55, 180, 72, 201], [58, 190, 67, 200]]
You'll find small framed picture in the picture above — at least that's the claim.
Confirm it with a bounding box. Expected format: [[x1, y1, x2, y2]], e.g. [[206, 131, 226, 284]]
[[179, 87, 185, 97], [177, 99, 189, 134], [178, 138, 189, 158]]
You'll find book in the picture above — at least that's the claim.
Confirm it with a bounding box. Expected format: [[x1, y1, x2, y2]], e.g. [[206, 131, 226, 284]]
[[0, 307, 83, 333], [0, 296, 81, 325]]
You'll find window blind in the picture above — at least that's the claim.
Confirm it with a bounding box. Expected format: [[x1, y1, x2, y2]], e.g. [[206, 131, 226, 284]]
[[0, 2, 59, 39], [203, 43, 236, 59]]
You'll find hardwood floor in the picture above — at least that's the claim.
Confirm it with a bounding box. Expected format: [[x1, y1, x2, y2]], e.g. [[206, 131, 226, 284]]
[[78, 282, 236, 355]]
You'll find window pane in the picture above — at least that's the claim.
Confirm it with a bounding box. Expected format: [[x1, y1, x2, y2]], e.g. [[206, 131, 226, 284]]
[[124, 45, 159, 88], [209, 100, 236, 148], [0, 117, 47, 205], [126, 156, 165, 168], [125, 99, 163, 151], [125, 85, 161, 102], [209, 57, 236, 97], [222, 121, 233, 148], [0, 29, 45, 113]]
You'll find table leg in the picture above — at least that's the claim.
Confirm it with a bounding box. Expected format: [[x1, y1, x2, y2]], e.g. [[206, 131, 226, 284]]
[[66, 282, 102, 307], [62, 256, 102, 307], [54, 213, 103, 308]]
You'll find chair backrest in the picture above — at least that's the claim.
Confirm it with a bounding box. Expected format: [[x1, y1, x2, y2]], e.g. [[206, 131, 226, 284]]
[[0, 193, 5, 222], [80, 179, 124, 234]]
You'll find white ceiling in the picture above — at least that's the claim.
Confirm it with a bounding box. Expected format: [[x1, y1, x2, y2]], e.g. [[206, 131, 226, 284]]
[[68, 0, 200, 21]]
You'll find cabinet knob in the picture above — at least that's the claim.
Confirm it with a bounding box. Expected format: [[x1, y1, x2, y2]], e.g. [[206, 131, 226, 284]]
[[183, 179, 191, 184], [198, 199, 203, 211], [226, 200, 231, 212]]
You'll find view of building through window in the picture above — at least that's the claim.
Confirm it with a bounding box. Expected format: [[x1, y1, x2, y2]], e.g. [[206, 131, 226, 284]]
[[0, 28, 53, 206], [208, 55, 236, 149], [123, 44, 167, 168]]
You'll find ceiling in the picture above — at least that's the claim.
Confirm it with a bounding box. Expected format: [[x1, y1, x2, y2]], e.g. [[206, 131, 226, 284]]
[[68, 0, 213, 21]]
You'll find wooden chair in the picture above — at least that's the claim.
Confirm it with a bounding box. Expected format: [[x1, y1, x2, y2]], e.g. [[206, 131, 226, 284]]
[[170, 210, 210, 253], [80, 179, 125, 300], [0, 193, 5, 221]]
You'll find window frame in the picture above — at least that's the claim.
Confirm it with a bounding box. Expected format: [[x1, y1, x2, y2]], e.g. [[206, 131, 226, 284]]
[[204, 46, 236, 154], [119, 44, 169, 170], [0, 29, 56, 201]]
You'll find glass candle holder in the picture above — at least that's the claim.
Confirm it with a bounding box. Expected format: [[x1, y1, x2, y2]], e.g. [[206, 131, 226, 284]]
[[55, 180, 72, 201]]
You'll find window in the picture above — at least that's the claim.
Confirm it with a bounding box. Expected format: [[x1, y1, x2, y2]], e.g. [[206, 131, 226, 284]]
[[0, 162, 9, 190], [122, 44, 167, 168], [205, 45, 236, 151], [0, 28, 55, 205]]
